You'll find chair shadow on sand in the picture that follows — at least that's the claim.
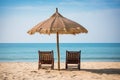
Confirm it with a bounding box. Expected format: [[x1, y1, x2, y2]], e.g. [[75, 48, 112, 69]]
[[81, 68, 120, 74], [57, 67, 120, 75]]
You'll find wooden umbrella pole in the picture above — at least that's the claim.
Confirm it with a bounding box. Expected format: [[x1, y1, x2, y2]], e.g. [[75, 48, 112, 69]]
[[57, 32, 60, 70]]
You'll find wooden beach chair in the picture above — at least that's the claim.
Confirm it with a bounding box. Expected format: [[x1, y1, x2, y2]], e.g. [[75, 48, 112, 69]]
[[38, 50, 54, 70], [66, 50, 81, 70]]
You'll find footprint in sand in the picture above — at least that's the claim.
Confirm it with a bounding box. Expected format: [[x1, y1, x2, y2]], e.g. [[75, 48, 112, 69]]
[[31, 71, 37, 73], [92, 76, 101, 79], [45, 70, 50, 73], [3, 77, 8, 80], [47, 75, 57, 78], [71, 75, 77, 78]]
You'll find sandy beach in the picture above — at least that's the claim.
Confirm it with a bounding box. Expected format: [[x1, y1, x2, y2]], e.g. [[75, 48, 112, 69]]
[[0, 62, 120, 80]]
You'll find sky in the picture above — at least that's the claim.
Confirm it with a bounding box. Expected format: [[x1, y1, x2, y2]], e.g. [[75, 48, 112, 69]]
[[0, 0, 120, 43]]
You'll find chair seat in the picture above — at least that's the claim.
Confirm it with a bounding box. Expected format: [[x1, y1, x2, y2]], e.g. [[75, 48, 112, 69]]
[[41, 60, 53, 64], [67, 60, 79, 64]]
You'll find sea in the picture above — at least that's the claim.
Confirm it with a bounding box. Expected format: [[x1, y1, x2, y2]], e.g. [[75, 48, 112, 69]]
[[0, 43, 120, 62]]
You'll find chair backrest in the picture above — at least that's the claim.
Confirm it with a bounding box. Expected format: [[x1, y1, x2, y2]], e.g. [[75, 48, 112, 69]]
[[38, 50, 54, 64], [66, 50, 81, 63]]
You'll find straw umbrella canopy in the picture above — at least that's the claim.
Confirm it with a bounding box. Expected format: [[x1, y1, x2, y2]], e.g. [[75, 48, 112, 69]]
[[27, 8, 88, 70]]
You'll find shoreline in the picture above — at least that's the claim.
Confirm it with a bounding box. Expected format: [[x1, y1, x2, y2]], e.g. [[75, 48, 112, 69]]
[[0, 62, 120, 80], [0, 60, 120, 62]]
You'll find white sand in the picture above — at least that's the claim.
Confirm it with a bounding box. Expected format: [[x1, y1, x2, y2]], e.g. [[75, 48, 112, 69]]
[[0, 62, 120, 80]]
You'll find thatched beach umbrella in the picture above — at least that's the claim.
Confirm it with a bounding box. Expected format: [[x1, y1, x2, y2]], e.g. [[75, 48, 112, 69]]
[[27, 8, 88, 70]]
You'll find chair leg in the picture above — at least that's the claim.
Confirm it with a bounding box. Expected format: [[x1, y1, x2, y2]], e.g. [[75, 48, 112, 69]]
[[51, 63, 54, 69], [38, 63, 41, 70], [78, 63, 80, 70], [53, 62, 54, 69], [66, 63, 68, 69], [51, 60, 54, 69]]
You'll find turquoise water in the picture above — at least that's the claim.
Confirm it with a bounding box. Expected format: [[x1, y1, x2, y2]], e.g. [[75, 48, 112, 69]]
[[0, 43, 120, 62]]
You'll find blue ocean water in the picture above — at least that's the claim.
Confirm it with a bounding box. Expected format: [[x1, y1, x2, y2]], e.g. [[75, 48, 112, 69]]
[[0, 43, 120, 62]]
